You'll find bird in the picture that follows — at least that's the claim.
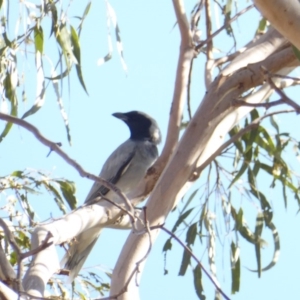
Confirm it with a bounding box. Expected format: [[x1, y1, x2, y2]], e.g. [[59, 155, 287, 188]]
[[61, 111, 161, 282]]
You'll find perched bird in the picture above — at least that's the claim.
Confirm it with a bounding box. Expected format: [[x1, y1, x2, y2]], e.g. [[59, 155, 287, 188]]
[[61, 111, 161, 282]]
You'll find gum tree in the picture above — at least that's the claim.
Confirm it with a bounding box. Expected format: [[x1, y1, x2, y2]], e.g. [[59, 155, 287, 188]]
[[0, 0, 300, 299]]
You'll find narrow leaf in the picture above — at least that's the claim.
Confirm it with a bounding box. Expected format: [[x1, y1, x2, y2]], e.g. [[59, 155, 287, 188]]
[[162, 238, 172, 252], [171, 208, 194, 232], [254, 212, 264, 277], [55, 180, 77, 209], [34, 25, 44, 53], [193, 265, 206, 300], [186, 222, 198, 245], [70, 25, 88, 95], [230, 242, 240, 294], [178, 248, 191, 276], [78, 1, 92, 36]]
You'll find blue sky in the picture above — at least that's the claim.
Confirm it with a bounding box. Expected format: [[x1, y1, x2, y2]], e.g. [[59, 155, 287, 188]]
[[1, 1, 300, 299]]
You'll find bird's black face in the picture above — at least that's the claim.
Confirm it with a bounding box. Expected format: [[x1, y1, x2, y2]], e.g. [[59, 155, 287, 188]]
[[112, 111, 161, 144]]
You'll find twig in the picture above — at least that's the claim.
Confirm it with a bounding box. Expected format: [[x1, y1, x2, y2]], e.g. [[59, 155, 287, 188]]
[[160, 225, 231, 300], [186, 59, 194, 120], [270, 73, 300, 83], [100, 196, 136, 225], [20, 232, 53, 259], [157, 0, 194, 168], [195, 4, 254, 52], [233, 98, 284, 109], [266, 75, 300, 113], [0, 113, 134, 215], [204, 0, 213, 60]]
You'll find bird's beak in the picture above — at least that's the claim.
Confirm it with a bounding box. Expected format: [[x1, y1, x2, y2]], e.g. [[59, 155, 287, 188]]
[[112, 112, 127, 121]]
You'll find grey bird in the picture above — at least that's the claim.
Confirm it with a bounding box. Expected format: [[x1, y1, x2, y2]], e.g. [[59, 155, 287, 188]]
[[61, 111, 161, 282]]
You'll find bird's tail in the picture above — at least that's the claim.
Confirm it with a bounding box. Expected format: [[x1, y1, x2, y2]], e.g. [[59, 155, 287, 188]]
[[60, 227, 102, 283]]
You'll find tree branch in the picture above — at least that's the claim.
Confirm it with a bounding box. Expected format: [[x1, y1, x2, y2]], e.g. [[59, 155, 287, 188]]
[[110, 16, 299, 300], [195, 4, 255, 52], [254, 0, 300, 50], [0, 113, 134, 215], [128, 0, 195, 204]]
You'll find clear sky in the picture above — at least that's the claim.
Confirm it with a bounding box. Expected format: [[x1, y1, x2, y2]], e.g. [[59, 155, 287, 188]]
[[1, 1, 300, 299]]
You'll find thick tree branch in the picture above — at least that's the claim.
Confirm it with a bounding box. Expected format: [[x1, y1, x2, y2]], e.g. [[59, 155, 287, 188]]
[[128, 0, 195, 203], [254, 0, 300, 50], [110, 16, 299, 300], [0, 281, 26, 300]]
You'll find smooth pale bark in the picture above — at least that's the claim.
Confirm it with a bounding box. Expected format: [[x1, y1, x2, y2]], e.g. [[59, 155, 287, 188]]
[[110, 33, 298, 300], [0, 282, 25, 300], [254, 0, 300, 50], [23, 204, 126, 296], [21, 1, 300, 298]]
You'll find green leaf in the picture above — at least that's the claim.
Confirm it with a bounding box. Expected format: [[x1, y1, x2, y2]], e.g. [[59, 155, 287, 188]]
[[253, 160, 260, 177], [178, 248, 191, 276], [292, 45, 300, 62], [198, 206, 207, 243], [49, 2, 58, 37], [181, 189, 198, 213], [230, 242, 240, 294], [47, 183, 66, 214], [231, 207, 256, 244], [259, 163, 273, 175], [257, 17, 267, 34], [256, 126, 276, 155], [16, 230, 30, 249], [229, 148, 252, 188], [56, 23, 77, 71], [9, 251, 17, 266], [229, 126, 243, 154], [248, 222, 280, 273], [0, 71, 18, 142], [186, 222, 198, 246], [11, 170, 24, 178], [247, 167, 273, 225], [55, 180, 77, 210], [171, 208, 194, 232], [20, 193, 35, 221], [70, 25, 88, 95], [34, 25, 44, 53], [162, 238, 172, 252], [254, 212, 264, 278], [270, 115, 279, 134], [193, 265, 206, 300], [78, 1, 92, 37], [45, 69, 69, 80]]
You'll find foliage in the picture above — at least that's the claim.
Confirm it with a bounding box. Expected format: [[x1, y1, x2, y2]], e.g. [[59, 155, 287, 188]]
[[0, 0, 299, 299]]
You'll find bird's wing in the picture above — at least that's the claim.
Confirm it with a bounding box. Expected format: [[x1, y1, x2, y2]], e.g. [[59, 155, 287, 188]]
[[84, 140, 136, 203]]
